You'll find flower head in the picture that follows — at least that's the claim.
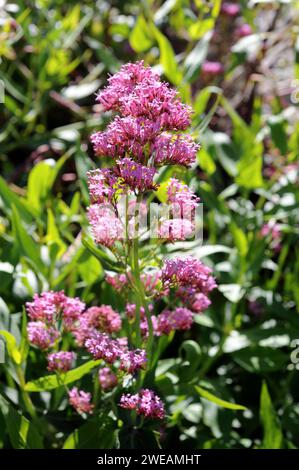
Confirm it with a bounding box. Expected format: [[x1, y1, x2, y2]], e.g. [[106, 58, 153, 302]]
[[27, 322, 59, 350], [98, 367, 118, 391], [156, 307, 194, 335], [152, 133, 199, 167], [68, 387, 94, 414], [87, 204, 123, 247], [162, 256, 217, 293], [47, 351, 76, 373], [202, 61, 224, 76], [87, 168, 120, 204], [83, 305, 122, 334], [85, 330, 122, 363], [117, 158, 158, 192], [26, 291, 85, 330], [119, 348, 147, 374], [120, 389, 165, 419]]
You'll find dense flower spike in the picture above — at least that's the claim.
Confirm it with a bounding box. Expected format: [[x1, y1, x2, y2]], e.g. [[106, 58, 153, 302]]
[[47, 351, 76, 373], [156, 307, 194, 335], [27, 322, 59, 350], [87, 204, 123, 247], [98, 367, 118, 391], [68, 387, 94, 415], [161, 256, 217, 293], [120, 389, 165, 419]]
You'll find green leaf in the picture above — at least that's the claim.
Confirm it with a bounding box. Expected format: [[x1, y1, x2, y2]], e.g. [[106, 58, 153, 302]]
[[27, 156, 67, 214], [184, 32, 212, 82], [195, 385, 247, 410], [221, 97, 264, 188], [63, 419, 115, 449], [82, 233, 121, 271], [229, 222, 248, 257], [0, 393, 43, 449], [150, 23, 182, 85], [231, 347, 288, 373], [0, 330, 21, 364], [78, 249, 103, 284], [25, 359, 101, 392], [46, 208, 66, 258], [0, 176, 36, 223], [179, 340, 202, 382], [129, 15, 153, 52], [11, 204, 45, 276], [260, 382, 283, 449]]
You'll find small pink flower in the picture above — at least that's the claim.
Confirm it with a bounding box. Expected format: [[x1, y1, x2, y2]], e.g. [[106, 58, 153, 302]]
[[152, 133, 199, 167], [162, 256, 217, 294], [221, 2, 240, 17], [68, 387, 94, 414], [98, 367, 118, 391], [27, 322, 59, 350], [120, 389, 165, 419], [158, 219, 194, 241], [156, 307, 194, 335], [117, 158, 158, 192], [202, 61, 224, 76], [47, 351, 76, 373], [167, 178, 200, 212], [119, 348, 147, 374], [83, 305, 122, 334], [235, 23, 252, 38], [85, 330, 122, 363], [87, 204, 123, 247]]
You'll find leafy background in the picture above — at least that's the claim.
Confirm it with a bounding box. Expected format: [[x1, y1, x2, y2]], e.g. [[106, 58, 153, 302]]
[[0, 0, 299, 449]]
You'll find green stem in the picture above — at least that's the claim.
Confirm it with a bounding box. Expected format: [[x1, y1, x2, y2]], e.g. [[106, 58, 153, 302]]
[[15, 365, 37, 420]]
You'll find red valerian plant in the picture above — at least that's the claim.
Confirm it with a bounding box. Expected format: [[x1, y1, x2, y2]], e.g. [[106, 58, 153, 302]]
[[24, 62, 216, 427]]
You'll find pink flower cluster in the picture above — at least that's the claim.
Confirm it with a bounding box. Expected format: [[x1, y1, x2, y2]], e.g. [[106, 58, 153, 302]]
[[87, 61, 201, 247], [85, 330, 146, 375], [47, 351, 76, 373], [27, 322, 59, 350], [260, 221, 282, 253], [120, 389, 165, 420], [162, 256, 216, 293], [106, 270, 161, 296], [156, 308, 194, 335], [87, 204, 123, 247], [26, 291, 85, 333], [98, 367, 118, 391], [158, 256, 216, 331], [68, 387, 94, 415]]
